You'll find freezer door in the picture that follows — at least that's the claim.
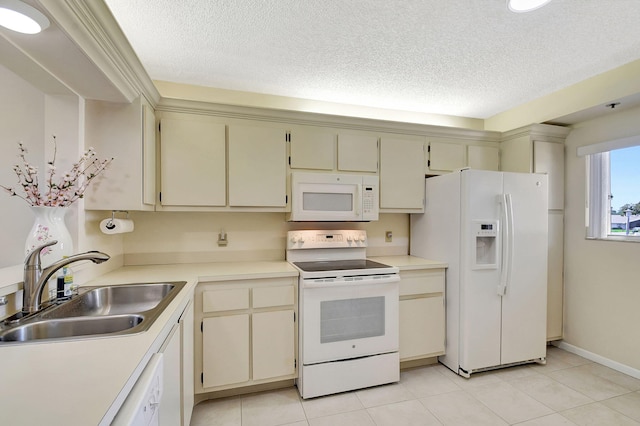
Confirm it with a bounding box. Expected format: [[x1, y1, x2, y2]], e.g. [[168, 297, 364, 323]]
[[459, 170, 503, 371], [501, 172, 548, 364]]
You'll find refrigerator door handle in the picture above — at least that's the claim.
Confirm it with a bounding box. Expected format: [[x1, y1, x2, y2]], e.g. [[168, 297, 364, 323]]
[[499, 193, 514, 296]]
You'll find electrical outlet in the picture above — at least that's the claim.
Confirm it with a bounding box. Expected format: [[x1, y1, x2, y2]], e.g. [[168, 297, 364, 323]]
[[385, 231, 392, 242], [217, 229, 228, 247]]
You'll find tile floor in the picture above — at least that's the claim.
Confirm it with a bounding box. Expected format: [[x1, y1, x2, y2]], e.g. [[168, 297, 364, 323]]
[[190, 347, 640, 425]]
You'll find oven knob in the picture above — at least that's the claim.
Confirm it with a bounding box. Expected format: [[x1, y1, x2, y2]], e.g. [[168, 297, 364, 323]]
[[290, 234, 300, 243], [358, 234, 366, 242], [346, 235, 353, 242]]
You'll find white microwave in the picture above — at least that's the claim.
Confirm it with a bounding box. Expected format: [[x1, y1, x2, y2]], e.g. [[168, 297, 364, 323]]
[[289, 172, 379, 221]]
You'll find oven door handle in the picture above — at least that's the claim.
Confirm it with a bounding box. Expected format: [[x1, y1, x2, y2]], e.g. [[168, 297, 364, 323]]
[[301, 274, 400, 288]]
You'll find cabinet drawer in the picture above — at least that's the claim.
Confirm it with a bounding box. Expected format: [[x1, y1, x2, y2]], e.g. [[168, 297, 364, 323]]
[[253, 286, 295, 308], [203, 288, 250, 312], [399, 269, 444, 296]]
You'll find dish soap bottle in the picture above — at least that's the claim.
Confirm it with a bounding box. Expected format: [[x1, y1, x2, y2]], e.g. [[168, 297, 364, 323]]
[[62, 264, 74, 298], [56, 258, 74, 299]]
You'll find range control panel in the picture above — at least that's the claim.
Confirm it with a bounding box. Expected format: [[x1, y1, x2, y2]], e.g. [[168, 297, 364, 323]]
[[287, 230, 367, 249]]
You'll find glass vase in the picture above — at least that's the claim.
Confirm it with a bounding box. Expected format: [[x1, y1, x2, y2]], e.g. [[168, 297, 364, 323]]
[[25, 206, 74, 267]]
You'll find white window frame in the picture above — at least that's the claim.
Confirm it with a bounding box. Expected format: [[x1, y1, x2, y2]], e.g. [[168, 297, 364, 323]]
[[581, 135, 640, 241]]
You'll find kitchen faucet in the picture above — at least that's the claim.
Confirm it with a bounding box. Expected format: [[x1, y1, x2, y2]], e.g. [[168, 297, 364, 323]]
[[22, 240, 110, 314]]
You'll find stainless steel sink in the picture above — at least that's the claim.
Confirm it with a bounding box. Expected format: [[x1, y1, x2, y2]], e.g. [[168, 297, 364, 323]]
[[0, 281, 186, 343], [43, 283, 178, 318], [0, 315, 144, 342]]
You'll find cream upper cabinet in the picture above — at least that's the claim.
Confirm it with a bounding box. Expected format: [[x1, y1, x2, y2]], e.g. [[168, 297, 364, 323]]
[[500, 128, 566, 210], [228, 124, 287, 207], [84, 96, 155, 211], [379, 136, 425, 211], [289, 126, 336, 170], [160, 116, 226, 206], [534, 141, 564, 210], [337, 133, 378, 172], [468, 145, 499, 171], [427, 138, 500, 174], [500, 135, 532, 173], [426, 140, 466, 173]]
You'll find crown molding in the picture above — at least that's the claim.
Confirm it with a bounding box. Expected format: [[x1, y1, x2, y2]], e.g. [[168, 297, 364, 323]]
[[37, 0, 160, 105], [501, 123, 571, 143], [157, 97, 501, 142]]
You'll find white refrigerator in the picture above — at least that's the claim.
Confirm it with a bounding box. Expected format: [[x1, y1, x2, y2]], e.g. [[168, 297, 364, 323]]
[[410, 169, 548, 377]]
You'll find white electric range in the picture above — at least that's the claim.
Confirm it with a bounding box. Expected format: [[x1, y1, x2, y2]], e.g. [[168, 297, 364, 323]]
[[286, 230, 400, 399]]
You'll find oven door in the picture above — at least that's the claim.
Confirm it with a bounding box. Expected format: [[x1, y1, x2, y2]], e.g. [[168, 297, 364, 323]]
[[300, 275, 399, 365]]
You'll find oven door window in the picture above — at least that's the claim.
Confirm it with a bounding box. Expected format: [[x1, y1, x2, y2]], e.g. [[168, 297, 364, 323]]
[[301, 280, 399, 365], [320, 296, 385, 343]]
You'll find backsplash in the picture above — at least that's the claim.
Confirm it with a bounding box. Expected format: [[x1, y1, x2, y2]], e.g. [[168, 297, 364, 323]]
[[120, 211, 409, 265]]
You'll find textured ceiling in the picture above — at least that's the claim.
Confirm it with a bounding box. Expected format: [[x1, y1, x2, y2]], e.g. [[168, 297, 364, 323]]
[[104, 0, 640, 119]]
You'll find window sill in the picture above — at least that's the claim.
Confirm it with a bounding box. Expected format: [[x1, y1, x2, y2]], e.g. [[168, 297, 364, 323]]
[[587, 235, 640, 243]]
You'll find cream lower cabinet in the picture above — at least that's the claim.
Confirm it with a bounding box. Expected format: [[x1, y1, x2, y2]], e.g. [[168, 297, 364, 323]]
[[399, 268, 445, 361], [196, 278, 297, 393], [158, 299, 194, 426]]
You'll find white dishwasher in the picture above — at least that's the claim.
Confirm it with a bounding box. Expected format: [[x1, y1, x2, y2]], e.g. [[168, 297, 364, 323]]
[[112, 353, 164, 426]]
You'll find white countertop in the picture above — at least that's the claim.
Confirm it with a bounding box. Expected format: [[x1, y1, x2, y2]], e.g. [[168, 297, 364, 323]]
[[1, 261, 297, 426], [370, 255, 448, 270], [0, 257, 444, 424]]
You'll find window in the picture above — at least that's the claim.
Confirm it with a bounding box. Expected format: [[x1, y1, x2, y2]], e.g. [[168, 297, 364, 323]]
[[583, 137, 640, 240]]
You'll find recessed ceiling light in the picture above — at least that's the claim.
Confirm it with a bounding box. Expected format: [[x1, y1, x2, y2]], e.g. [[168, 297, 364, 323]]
[[0, 0, 50, 34], [508, 0, 552, 13]]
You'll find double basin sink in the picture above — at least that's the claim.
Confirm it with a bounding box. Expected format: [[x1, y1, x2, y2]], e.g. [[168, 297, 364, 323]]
[[0, 281, 186, 343]]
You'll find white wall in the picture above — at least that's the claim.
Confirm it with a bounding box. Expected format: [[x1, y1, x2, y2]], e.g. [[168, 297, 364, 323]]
[[564, 105, 640, 370], [0, 65, 123, 299], [0, 65, 45, 268]]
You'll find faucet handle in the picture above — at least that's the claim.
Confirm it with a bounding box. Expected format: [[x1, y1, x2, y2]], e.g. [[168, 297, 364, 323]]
[[24, 240, 58, 269]]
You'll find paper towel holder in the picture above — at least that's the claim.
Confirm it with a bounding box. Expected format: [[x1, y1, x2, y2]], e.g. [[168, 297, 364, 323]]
[[105, 210, 129, 230]]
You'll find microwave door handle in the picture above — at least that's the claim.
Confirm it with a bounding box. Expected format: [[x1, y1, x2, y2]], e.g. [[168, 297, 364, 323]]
[[354, 184, 361, 217]]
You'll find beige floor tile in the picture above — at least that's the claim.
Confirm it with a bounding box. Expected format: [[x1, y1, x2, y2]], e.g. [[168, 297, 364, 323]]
[[367, 399, 442, 426], [355, 381, 414, 408], [301, 392, 363, 419], [510, 373, 594, 411], [188, 350, 640, 426], [433, 364, 505, 389], [241, 388, 306, 426], [546, 347, 592, 367], [515, 413, 578, 425], [467, 381, 554, 424], [420, 390, 509, 426], [308, 409, 374, 426], [561, 402, 640, 425], [601, 391, 640, 422], [190, 397, 241, 426], [400, 364, 461, 398], [573, 363, 640, 391], [533, 356, 579, 374], [547, 366, 631, 401], [492, 364, 543, 381]]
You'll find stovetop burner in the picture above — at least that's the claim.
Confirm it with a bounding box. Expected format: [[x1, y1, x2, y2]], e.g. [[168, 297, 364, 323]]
[[293, 259, 391, 273]]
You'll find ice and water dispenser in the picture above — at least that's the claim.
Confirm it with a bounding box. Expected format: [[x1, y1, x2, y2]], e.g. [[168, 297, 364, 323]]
[[472, 220, 498, 269]]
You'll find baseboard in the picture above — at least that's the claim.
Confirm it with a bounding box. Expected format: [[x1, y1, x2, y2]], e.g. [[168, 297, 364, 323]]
[[552, 341, 640, 380]]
